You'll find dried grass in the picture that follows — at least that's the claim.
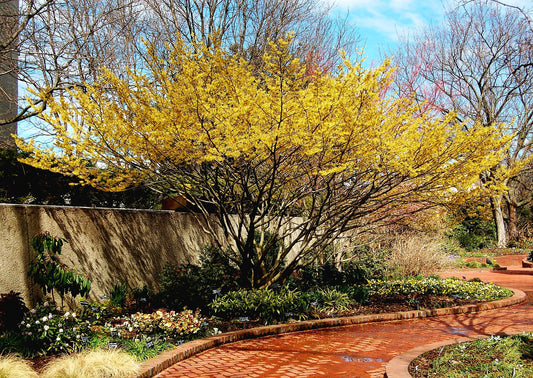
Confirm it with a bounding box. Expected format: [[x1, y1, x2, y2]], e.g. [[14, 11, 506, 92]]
[[388, 233, 452, 277], [40, 349, 141, 378], [0, 355, 39, 378]]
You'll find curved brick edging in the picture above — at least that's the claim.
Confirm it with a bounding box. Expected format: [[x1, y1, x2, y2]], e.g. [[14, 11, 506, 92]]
[[136, 288, 527, 378], [385, 288, 527, 378]]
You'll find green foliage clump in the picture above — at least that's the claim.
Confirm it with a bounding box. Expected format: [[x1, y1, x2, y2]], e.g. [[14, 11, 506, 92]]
[[159, 245, 239, 312], [309, 288, 351, 312], [290, 248, 389, 291], [109, 283, 129, 308], [0, 291, 27, 333], [449, 208, 496, 251], [28, 231, 91, 302], [209, 286, 307, 322], [363, 277, 512, 301], [20, 301, 91, 356]]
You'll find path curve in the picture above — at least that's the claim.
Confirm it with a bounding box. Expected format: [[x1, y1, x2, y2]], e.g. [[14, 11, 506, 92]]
[[143, 267, 533, 378]]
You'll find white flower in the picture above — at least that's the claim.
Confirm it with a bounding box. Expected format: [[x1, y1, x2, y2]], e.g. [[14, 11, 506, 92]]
[[56, 337, 60, 341], [58, 323, 62, 328], [43, 302, 49, 307], [35, 320, 40, 325], [26, 324, 31, 328], [42, 316, 48, 322], [72, 313, 76, 318], [56, 307, 61, 311], [76, 335, 80, 339], [44, 325, 49, 331], [59, 329, 63, 333], [20, 321, 25, 325], [30, 309, 36, 314], [64, 312, 70, 317]]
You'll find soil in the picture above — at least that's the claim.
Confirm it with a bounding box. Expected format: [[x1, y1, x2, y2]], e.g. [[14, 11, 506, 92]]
[[28, 355, 56, 374]]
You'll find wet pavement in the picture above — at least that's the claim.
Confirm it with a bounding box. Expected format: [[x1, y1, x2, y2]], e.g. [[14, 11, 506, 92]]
[[154, 261, 533, 378]]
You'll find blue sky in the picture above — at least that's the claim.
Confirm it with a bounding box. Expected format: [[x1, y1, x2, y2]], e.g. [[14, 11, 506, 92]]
[[326, 0, 533, 64]]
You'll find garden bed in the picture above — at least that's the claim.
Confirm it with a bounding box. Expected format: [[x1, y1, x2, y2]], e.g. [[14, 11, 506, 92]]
[[409, 333, 533, 377], [206, 294, 484, 333]]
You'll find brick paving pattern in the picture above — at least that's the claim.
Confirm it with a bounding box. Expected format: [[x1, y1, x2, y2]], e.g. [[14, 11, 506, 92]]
[[151, 257, 533, 378]]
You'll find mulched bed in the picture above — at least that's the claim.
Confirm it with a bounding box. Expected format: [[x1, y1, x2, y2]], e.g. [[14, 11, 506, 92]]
[[208, 294, 483, 333], [26, 294, 486, 372]]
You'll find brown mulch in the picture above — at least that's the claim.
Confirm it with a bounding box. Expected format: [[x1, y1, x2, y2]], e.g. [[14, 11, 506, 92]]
[[27, 355, 56, 374]]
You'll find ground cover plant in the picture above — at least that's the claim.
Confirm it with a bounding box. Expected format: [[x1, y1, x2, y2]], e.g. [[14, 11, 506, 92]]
[[207, 276, 512, 326], [410, 333, 533, 377]]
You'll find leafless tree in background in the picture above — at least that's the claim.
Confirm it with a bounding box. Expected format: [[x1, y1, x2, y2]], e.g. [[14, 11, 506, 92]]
[[392, 0, 533, 247], [0, 0, 359, 139]]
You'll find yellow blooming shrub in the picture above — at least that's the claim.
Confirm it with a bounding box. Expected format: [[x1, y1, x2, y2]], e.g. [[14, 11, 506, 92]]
[[16, 35, 510, 288]]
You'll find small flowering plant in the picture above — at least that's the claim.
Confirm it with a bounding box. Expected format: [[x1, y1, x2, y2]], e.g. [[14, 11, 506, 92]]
[[105, 309, 203, 341], [20, 301, 92, 355], [363, 277, 512, 301]]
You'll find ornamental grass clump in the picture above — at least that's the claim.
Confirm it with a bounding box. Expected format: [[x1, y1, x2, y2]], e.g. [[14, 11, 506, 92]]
[[40, 349, 140, 378], [0, 355, 39, 378], [364, 277, 512, 301]]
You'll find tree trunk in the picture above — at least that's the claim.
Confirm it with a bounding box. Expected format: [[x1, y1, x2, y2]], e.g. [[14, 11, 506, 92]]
[[506, 200, 519, 243], [491, 195, 507, 248]]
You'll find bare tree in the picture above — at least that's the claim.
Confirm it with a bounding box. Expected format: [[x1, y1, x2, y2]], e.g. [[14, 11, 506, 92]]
[[392, 0, 533, 247], [0, 0, 358, 143], [143, 0, 357, 73]]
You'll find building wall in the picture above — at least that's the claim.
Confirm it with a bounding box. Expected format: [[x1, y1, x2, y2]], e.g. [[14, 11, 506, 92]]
[[0, 204, 221, 306]]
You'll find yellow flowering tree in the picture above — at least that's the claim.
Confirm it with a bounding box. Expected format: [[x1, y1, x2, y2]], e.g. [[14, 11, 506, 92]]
[[17, 36, 509, 288]]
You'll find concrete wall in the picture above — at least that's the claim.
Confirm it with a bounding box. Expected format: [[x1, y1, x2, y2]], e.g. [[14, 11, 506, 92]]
[[0, 204, 222, 306]]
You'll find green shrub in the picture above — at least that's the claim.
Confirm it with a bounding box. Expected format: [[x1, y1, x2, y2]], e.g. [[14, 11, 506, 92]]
[[528, 251, 533, 262], [342, 247, 390, 285], [0, 291, 27, 333], [109, 283, 129, 308], [294, 261, 344, 290], [159, 245, 240, 312], [20, 301, 92, 356], [209, 286, 307, 322], [310, 288, 351, 312], [28, 231, 91, 303], [449, 212, 496, 251], [290, 249, 388, 291], [363, 277, 512, 301]]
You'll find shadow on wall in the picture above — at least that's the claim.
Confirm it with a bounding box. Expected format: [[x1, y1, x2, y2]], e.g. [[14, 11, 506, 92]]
[[0, 204, 222, 305]]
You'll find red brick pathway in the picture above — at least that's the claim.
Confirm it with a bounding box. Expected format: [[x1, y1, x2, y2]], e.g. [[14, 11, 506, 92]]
[[153, 265, 533, 378]]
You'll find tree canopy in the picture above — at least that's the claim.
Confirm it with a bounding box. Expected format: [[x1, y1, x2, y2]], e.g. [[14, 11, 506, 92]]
[[17, 35, 509, 287]]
